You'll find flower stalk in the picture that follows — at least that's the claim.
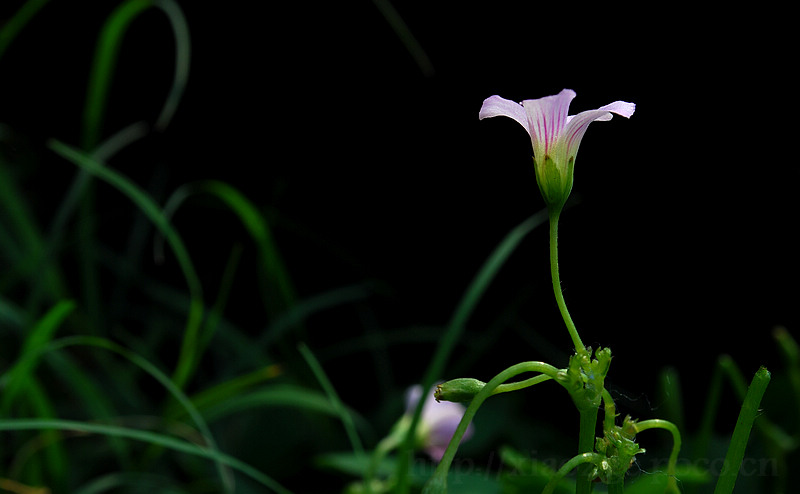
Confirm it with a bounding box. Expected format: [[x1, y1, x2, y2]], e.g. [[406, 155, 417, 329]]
[[422, 361, 560, 494], [548, 207, 584, 352]]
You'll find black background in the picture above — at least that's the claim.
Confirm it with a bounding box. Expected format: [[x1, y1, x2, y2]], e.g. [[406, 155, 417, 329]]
[[2, 0, 797, 472]]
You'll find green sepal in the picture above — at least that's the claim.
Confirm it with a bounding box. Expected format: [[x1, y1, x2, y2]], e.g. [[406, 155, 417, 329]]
[[534, 155, 574, 210]]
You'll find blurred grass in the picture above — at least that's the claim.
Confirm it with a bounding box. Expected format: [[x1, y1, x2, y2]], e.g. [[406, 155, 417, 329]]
[[0, 418, 291, 493], [48, 139, 205, 390], [1, 1, 347, 490]]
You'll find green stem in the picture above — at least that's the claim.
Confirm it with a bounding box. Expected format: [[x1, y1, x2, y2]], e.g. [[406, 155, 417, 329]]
[[542, 452, 603, 494], [576, 406, 599, 494], [492, 374, 553, 395], [549, 207, 594, 492], [636, 419, 681, 494], [423, 361, 560, 493], [607, 481, 625, 494], [602, 388, 617, 433], [548, 208, 584, 352]]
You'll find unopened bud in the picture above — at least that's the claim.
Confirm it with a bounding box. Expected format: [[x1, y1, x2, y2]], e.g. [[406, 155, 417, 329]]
[[434, 378, 486, 403]]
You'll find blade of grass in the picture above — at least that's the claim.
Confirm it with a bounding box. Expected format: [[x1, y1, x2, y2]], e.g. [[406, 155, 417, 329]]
[[76, 0, 155, 337], [160, 180, 296, 319], [82, 0, 190, 147], [44, 350, 133, 470], [46, 335, 234, 492], [773, 326, 800, 437], [46, 121, 150, 258], [713, 366, 771, 494], [151, 0, 190, 131], [0, 159, 68, 303], [21, 122, 150, 323], [8, 375, 69, 490], [396, 209, 548, 492], [370, 0, 433, 77], [165, 364, 282, 420], [81, 0, 151, 150], [1, 300, 75, 413], [718, 356, 792, 450], [97, 245, 272, 372], [260, 283, 372, 348], [200, 384, 369, 431], [297, 343, 365, 458], [0, 0, 51, 61], [199, 243, 243, 353], [695, 356, 725, 460], [76, 0, 190, 332], [657, 366, 685, 434], [48, 139, 204, 390], [204, 179, 296, 317], [72, 472, 178, 494], [0, 418, 293, 494]]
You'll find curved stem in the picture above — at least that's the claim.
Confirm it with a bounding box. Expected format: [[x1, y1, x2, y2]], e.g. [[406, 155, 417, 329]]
[[491, 374, 553, 395], [401, 211, 548, 494], [548, 208, 584, 352], [542, 452, 603, 494], [635, 419, 681, 494], [602, 387, 617, 433], [423, 361, 561, 493]]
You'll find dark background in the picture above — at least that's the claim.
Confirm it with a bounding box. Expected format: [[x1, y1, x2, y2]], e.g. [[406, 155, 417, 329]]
[[2, 0, 797, 472]]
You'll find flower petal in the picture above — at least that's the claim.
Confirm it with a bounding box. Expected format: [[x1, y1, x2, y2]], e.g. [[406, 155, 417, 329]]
[[479, 95, 531, 136], [522, 89, 576, 157], [602, 100, 636, 118], [425, 415, 474, 462], [404, 385, 423, 414], [562, 100, 635, 159]]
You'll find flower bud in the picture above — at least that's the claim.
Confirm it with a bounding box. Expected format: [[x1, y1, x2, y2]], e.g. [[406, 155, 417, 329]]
[[434, 378, 486, 403]]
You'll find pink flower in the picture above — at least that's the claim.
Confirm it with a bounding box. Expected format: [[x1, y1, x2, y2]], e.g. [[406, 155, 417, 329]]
[[406, 385, 474, 462], [479, 89, 635, 209]]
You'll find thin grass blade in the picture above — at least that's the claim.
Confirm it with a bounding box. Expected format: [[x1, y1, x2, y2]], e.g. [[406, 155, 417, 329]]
[[46, 335, 234, 492], [1, 300, 75, 412], [0, 0, 51, 61], [0, 418, 293, 494], [298, 342, 365, 458], [713, 366, 771, 494], [160, 180, 296, 319], [47, 139, 204, 390]]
